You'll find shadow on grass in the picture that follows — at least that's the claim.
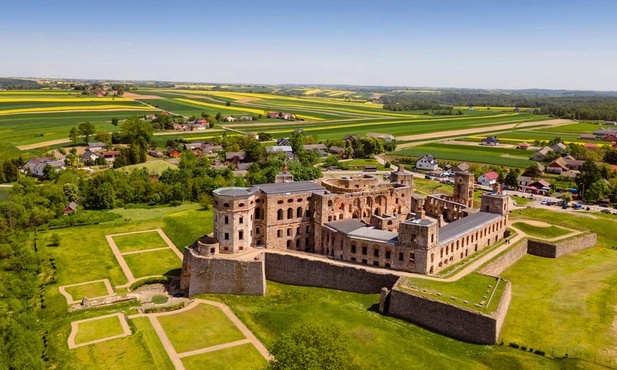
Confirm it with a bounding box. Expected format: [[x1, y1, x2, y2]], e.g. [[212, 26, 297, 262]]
[[164, 268, 182, 277]]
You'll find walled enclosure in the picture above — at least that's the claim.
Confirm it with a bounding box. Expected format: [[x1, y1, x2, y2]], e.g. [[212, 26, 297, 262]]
[[383, 278, 512, 344], [527, 233, 597, 258]]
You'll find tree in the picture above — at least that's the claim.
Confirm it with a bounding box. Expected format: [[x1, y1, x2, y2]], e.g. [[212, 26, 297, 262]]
[[561, 192, 573, 204], [198, 193, 213, 210], [584, 180, 611, 203], [78, 121, 96, 144], [266, 324, 351, 370], [116, 87, 125, 96], [289, 130, 305, 156], [258, 132, 273, 141], [94, 132, 112, 149], [69, 127, 79, 145], [522, 163, 542, 178], [63, 183, 79, 202], [575, 159, 602, 199], [111, 117, 119, 126], [245, 140, 264, 163], [48, 233, 61, 247], [121, 116, 154, 144], [504, 168, 520, 188]]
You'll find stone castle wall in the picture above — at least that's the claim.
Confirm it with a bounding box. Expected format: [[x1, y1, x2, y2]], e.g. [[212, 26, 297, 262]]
[[264, 252, 400, 294], [385, 278, 512, 344], [181, 248, 265, 296], [479, 239, 529, 276], [527, 233, 597, 258]]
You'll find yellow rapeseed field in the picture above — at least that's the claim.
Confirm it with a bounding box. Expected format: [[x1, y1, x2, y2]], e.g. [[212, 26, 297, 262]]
[[0, 104, 152, 115], [0, 97, 133, 103]]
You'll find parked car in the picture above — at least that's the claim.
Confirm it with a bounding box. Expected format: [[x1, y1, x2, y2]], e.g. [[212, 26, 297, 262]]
[[572, 203, 582, 210]]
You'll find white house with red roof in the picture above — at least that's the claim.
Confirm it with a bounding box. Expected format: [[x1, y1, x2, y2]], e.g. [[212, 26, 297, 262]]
[[477, 171, 499, 186]]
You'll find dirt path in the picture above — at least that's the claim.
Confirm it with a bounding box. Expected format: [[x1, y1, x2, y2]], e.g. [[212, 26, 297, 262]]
[[395, 119, 573, 147], [122, 92, 164, 100], [128, 299, 272, 369], [105, 229, 183, 289], [67, 313, 132, 349]]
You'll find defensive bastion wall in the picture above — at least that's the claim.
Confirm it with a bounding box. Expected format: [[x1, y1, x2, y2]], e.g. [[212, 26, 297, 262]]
[[527, 233, 597, 258], [181, 248, 266, 296], [264, 252, 400, 294], [479, 233, 597, 276], [383, 279, 512, 345]]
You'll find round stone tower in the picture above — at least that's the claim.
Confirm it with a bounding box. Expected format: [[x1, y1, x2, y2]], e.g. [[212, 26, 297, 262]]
[[452, 171, 474, 208], [212, 187, 256, 253]]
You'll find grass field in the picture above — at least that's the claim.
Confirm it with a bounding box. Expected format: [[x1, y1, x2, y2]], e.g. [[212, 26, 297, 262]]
[[499, 208, 617, 362], [394, 143, 534, 167], [157, 303, 246, 353], [122, 160, 178, 174], [511, 222, 571, 239], [400, 273, 506, 312], [123, 249, 181, 278], [113, 231, 169, 253], [65, 281, 110, 300], [74, 315, 126, 345], [181, 343, 267, 370], [200, 281, 587, 369], [0, 88, 555, 161]]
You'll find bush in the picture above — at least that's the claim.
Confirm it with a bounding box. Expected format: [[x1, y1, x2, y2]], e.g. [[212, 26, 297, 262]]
[[129, 276, 169, 291], [384, 161, 391, 168], [169, 200, 182, 207], [48, 233, 61, 247], [143, 302, 185, 314]]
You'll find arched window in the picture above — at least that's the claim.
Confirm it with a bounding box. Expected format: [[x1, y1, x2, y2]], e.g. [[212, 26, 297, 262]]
[[277, 209, 283, 221], [297, 206, 303, 218], [287, 208, 293, 219]]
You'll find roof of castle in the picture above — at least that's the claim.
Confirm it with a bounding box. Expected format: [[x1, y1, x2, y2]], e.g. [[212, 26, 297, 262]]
[[324, 219, 398, 243], [250, 181, 326, 195], [213, 187, 255, 197], [438, 212, 501, 245]]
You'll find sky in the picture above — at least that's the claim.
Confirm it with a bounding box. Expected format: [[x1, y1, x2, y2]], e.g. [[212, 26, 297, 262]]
[[1, 0, 616, 90]]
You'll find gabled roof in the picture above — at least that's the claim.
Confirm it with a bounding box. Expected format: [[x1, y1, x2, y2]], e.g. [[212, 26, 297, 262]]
[[266, 145, 293, 153], [88, 142, 105, 148], [418, 154, 436, 163], [548, 157, 568, 169], [481, 171, 499, 180], [225, 151, 246, 161]]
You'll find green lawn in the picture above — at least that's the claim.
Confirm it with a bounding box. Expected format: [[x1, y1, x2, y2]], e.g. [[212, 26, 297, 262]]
[[122, 160, 178, 174], [69, 311, 171, 370], [74, 315, 126, 344], [198, 282, 577, 369], [65, 281, 110, 300], [394, 143, 534, 168], [182, 343, 267, 370], [341, 158, 388, 171], [123, 249, 181, 278], [113, 231, 169, 253], [511, 222, 571, 239], [131, 317, 175, 369], [157, 303, 246, 354], [400, 273, 506, 313]]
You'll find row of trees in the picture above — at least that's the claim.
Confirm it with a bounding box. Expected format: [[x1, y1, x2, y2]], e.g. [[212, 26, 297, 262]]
[[380, 91, 617, 121]]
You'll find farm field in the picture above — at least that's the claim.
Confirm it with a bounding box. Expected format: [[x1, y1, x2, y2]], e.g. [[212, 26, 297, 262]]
[[0, 88, 559, 161], [393, 142, 535, 168]]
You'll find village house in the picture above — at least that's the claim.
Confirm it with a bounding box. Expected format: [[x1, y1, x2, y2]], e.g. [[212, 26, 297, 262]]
[[266, 146, 295, 160], [343, 134, 360, 142], [149, 149, 164, 158], [277, 138, 290, 146], [415, 155, 439, 171], [225, 152, 247, 163], [517, 176, 533, 187], [184, 141, 204, 151], [303, 144, 328, 157], [531, 146, 554, 162], [477, 171, 499, 186], [225, 116, 236, 122], [366, 132, 395, 142], [328, 146, 346, 158], [167, 148, 181, 158], [451, 162, 470, 173], [481, 136, 499, 146], [550, 142, 568, 153], [102, 151, 120, 163], [603, 133, 617, 142], [517, 142, 531, 150], [22, 157, 65, 177], [63, 201, 78, 215], [579, 134, 597, 140], [87, 142, 106, 152]]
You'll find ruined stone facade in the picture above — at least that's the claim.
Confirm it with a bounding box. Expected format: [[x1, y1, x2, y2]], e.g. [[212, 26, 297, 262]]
[[181, 166, 510, 284]]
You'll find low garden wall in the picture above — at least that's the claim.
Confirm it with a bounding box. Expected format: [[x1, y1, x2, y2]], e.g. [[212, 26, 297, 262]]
[[527, 233, 597, 258]]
